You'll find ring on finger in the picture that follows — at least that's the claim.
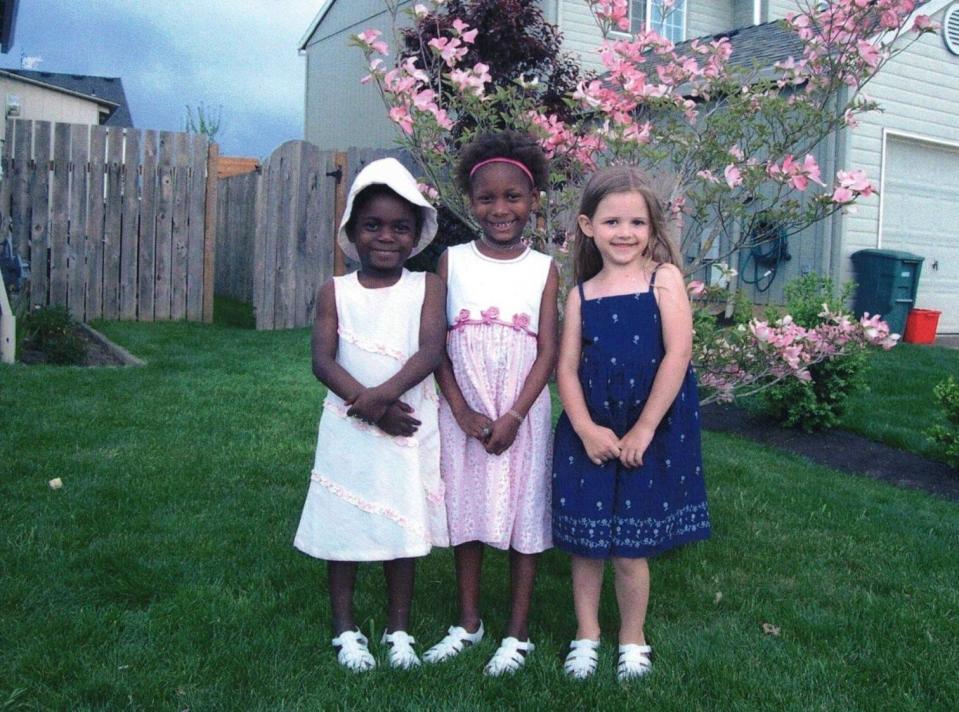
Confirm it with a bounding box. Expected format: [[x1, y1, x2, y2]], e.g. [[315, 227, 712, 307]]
[[481, 426, 492, 438]]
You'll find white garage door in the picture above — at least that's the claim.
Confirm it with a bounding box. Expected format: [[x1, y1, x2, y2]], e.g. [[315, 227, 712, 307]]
[[881, 135, 959, 333]]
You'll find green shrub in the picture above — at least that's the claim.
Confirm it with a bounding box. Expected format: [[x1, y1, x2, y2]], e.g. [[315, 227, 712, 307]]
[[19, 305, 87, 365], [762, 274, 868, 432], [926, 377, 959, 467]]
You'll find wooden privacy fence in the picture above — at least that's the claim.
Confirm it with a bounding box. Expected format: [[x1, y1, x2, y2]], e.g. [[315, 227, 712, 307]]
[[0, 119, 218, 322], [215, 142, 412, 330]]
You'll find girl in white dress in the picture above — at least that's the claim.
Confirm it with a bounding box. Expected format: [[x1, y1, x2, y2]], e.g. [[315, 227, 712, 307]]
[[293, 158, 448, 672]]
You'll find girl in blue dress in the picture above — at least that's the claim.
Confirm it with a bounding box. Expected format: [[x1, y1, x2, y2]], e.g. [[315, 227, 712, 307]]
[[552, 166, 710, 681]]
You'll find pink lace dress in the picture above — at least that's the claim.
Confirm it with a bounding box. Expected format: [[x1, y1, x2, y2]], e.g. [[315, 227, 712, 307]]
[[439, 242, 553, 554], [294, 270, 448, 561]]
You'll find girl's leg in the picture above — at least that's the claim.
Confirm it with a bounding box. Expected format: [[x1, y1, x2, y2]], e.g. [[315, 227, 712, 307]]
[[454, 541, 484, 632], [327, 560, 359, 636], [612, 556, 650, 645], [570, 555, 605, 640], [505, 549, 539, 640], [383, 557, 416, 633]]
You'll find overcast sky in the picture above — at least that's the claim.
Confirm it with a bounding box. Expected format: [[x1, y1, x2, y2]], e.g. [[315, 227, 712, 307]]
[[2, 0, 322, 158]]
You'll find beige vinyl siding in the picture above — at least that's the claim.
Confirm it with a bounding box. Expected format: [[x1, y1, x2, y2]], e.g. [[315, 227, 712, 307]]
[[766, 0, 796, 22], [689, 1, 735, 37], [557, 0, 607, 72], [0, 79, 103, 126], [302, 1, 410, 150], [836, 17, 959, 286]]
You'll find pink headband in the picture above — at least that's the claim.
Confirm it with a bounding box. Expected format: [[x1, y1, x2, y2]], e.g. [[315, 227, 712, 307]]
[[469, 157, 535, 186]]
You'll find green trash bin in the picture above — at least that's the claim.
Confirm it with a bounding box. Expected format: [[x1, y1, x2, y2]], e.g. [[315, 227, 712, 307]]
[[850, 249, 924, 335]]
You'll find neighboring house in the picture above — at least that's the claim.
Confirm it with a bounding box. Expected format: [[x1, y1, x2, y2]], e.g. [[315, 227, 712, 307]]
[[301, 1, 959, 332], [0, 69, 134, 127]]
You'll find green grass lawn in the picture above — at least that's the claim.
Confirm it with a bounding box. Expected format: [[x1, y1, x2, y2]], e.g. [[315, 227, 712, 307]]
[[840, 343, 959, 462], [2, 322, 957, 710]]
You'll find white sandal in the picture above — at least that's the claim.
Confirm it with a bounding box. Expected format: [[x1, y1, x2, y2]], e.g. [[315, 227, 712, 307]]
[[423, 621, 485, 663], [617, 643, 653, 681], [483, 637, 534, 677], [331, 629, 376, 673], [381, 630, 421, 669], [563, 638, 600, 680]]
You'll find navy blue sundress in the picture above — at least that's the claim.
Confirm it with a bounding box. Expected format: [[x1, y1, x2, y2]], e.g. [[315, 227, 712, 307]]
[[551, 269, 710, 559]]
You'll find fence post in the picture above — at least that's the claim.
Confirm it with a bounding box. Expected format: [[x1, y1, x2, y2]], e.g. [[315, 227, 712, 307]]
[[0, 268, 14, 364], [203, 142, 219, 323], [333, 150, 348, 277]]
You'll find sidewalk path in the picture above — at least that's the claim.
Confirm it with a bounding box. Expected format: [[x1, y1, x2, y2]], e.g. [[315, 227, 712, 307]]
[[702, 403, 959, 502]]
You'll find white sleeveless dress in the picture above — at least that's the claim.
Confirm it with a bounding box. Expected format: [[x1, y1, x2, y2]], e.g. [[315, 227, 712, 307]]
[[294, 269, 449, 561], [439, 242, 554, 554]]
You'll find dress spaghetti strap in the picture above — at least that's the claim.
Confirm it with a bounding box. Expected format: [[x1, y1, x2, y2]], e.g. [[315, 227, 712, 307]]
[[648, 264, 661, 291], [577, 281, 586, 301]]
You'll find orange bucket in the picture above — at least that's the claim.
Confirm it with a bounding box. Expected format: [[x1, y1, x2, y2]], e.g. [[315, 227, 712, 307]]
[[903, 308, 941, 344]]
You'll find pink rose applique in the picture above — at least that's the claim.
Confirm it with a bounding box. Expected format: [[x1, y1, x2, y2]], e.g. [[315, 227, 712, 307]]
[[480, 306, 500, 324], [455, 308, 471, 324], [512, 313, 531, 330]]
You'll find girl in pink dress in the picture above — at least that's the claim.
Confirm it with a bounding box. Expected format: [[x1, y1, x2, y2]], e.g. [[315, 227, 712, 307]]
[[424, 131, 559, 676]]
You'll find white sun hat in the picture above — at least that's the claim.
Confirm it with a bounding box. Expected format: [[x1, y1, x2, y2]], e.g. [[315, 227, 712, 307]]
[[337, 157, 439, 262]]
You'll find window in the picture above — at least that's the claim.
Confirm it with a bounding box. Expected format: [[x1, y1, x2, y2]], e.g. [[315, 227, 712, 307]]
[[630, 0, 686, 42]]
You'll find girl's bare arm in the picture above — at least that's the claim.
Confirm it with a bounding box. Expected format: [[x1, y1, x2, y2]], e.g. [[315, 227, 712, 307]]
[[311, 280, 365, 401], [433, 251, 494, 440], [556, 286, 621, 464]]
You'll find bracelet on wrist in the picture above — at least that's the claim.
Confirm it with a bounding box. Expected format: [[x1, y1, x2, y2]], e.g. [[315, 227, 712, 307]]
[[506, 409, 524, 423]]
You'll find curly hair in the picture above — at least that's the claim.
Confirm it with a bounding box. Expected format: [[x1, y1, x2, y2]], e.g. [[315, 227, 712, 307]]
[[455, 130, 548, 194], [573, 166, 680, 283]]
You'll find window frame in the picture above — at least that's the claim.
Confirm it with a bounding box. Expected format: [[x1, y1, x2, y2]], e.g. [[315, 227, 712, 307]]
[[616, 0, 687, 42]]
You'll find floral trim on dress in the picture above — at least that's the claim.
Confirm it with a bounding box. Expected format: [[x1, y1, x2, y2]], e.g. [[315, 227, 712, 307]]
[[311, 471, 432, 542], [449, 307, 537, 338], [553, 502, 710, 555], [324, 400, 418, 448], [339, 327, 408, 362]]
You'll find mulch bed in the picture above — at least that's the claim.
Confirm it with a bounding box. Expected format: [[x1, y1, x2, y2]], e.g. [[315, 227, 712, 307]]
[[17, 324, 138, 367], [702, 403, 959, 502]]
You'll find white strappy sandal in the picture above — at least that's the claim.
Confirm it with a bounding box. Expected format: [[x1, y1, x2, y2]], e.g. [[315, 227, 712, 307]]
[[563, 638, 600, 680], [331, 629, 376, 673], [423, 621, 485, 663], [617, 643, 653, 681], [483, 637, 534, 677], [381, 630, 421, 669]]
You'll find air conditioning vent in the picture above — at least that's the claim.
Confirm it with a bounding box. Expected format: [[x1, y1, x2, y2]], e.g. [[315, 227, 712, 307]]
[[945, 3, 959, 56]]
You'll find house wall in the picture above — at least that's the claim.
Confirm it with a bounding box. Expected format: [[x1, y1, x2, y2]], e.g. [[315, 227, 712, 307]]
[[766, 0, 796, 22], [557, 0, 737, 72], [837, 14, 959, 285], [0, 79, 102, 126], [302, 0, 411, 150]]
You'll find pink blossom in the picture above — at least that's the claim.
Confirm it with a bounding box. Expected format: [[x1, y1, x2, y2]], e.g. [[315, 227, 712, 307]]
[[428, 36, 467, 67], [687, 280, 706, 297], [724, 164, 743, 189], [856, 40, 881, 68], [830, 186, 855, 204], [912, 15, 937, 32], [356, 29, 389, 56], [389, 106, 414, 135], [417, 182, 439, 201]]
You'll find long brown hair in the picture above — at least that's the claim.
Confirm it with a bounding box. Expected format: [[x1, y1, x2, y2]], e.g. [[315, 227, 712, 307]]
[[572, 166, 680, 283]]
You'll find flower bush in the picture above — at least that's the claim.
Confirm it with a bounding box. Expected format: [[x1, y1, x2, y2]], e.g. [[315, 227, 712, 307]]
[[759, 275, 870, 429], [353, 0, 928, 403], [926, 377, 959, 468]]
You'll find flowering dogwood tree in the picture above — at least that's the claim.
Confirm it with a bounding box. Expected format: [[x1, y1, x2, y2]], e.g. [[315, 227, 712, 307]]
[[354, 0, 926, 402]]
